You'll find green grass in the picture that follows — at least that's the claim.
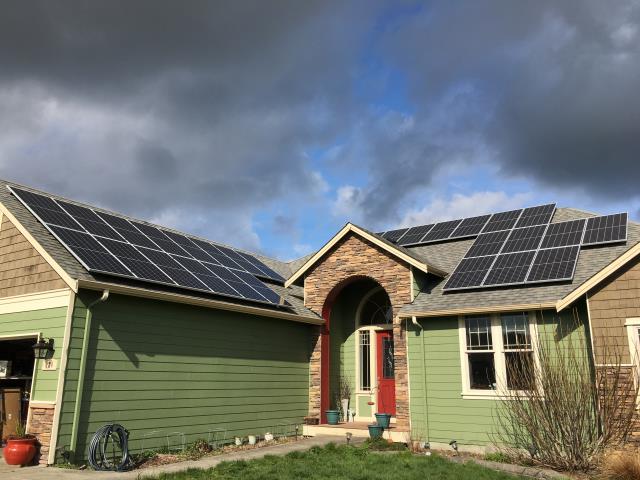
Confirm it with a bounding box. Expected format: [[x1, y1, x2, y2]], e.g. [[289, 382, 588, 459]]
[[143, 443, 524, 479]]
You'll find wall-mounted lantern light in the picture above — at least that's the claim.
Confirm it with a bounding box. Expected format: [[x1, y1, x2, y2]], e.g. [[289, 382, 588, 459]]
[[33, 338, 54, 359]]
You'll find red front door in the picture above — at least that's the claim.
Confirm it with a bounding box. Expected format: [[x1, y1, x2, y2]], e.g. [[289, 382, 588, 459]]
[[376, 330, 396, 416]]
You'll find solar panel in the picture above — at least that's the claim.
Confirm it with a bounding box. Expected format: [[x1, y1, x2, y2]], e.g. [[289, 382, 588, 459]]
[[483, 251, 536, 286], [450, 215, 491, 239], [96, 211, 160, 249], [582, 213, 628, 246], [421, 219, 462, 243], [500, 225, 547, 254], [465, 230, 511, 258], [514, 204, 556, 228], [56, 200, 126, 241], [482, 209, 523, 233], [540, 219, 586, 249], [10, 188, 82, 230], [397, 224, 434, 246], [48, 225, 131, 276], [128, 221, 192, 257], [381, 228, 408, 243], [9, 186, 284, 306], [526, 246, 580, 283], [443, 255, 496, 290]]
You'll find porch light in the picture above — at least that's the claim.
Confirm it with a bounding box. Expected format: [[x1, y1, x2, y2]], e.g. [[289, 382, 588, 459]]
[[33, 338, 54, 359]]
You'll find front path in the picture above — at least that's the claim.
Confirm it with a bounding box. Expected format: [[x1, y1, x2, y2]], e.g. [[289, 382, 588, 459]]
[[1, 435, 348, 480]]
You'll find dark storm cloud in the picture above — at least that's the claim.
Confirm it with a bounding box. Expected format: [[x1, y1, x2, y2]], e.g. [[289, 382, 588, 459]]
[[0, 0, 384, 248], [379, 0, 640, 206]]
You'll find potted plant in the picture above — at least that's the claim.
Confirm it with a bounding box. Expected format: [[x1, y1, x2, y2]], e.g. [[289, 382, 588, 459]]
[[338, 377, 352, 423], [3, 420, 37, 466], [375, 412, 392, 429], [325, 408, 341, 425], [367, 423, 384, 439]]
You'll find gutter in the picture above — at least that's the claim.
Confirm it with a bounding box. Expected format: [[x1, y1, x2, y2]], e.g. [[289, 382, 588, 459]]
[[69, 289, 109, 460], [411, 316, 430, 442], [398, 302, 558, 319], [77, 279, 323, 326]]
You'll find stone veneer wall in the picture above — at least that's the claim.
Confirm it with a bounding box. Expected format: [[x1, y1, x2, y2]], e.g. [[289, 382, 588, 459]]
[[27, 403, 55, 464], [303, 232, 413, 427]]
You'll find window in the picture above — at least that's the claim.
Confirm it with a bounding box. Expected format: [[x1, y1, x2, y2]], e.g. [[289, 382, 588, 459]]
[[626, 318, 640, 402], [359, 330, 371, 391], [382, 336, 394, 379], [464, 316, 496, 390], [359, 289, 392, 326], [460, 312, 536, 396], [501, 313, 534, 390]]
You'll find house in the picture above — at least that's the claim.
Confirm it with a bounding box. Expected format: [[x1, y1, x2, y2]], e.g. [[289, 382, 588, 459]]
[[0, 179, 638, 465]]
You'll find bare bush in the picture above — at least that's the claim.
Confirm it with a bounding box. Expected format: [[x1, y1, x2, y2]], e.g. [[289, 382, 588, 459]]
[[494, 311, 638, 472]]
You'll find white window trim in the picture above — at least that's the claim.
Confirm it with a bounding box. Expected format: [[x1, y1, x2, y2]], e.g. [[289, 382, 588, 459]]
[[354, 287, 393, 396], [625, 318, 640, 404], [458, 312, 539, 400]]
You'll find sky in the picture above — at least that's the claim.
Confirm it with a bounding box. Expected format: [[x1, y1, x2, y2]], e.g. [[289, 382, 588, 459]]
[[0, 1, 639, 260]]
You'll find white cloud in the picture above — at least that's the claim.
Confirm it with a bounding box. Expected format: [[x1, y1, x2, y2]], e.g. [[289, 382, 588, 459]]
[[398, 191, 533, 227], [332, 185, 364, 220]]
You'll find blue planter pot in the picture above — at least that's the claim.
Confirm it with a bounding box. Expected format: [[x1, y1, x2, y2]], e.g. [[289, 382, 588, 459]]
[[368, 424, 384, 439], [325, 410, 341, 425], [375, 413, 392, 429]]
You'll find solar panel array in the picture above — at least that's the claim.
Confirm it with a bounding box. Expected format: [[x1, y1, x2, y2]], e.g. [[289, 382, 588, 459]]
[[380, 204, 556, 247], [9, 186, 285, 306], [443, 210, 628, 291]]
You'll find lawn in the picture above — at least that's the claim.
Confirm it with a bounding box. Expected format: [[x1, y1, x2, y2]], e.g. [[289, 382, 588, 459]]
[[143, 443, 523, 480]]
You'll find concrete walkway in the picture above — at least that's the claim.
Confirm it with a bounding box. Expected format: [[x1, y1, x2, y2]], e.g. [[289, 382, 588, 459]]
[[1, 435, 347, 480]]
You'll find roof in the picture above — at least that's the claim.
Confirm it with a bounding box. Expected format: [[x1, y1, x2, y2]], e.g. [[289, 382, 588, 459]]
[[284, 222, 449, 288], [0, 179, 319, 321], [398, 207, 640, 317]]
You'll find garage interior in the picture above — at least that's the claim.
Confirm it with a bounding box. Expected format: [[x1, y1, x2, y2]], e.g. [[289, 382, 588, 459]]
[[0, 338, 35, 444]]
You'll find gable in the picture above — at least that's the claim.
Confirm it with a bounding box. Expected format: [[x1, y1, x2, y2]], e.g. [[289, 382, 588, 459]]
[[0, 215, 68, 297], [304, 232, 412, 316]]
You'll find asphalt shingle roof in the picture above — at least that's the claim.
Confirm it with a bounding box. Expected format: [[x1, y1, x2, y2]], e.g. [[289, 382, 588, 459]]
[[399, 207, 640, 315]]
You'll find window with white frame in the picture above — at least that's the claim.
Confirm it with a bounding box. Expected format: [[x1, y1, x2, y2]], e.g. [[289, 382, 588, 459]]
[[461, 312, 536, 395], [359, 330, 371, 391], [626, 318, 640, 399]]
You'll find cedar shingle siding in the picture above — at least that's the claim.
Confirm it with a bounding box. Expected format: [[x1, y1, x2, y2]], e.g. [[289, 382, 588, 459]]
[[588, 255, 640, 363], [0, 216, 67, 297]]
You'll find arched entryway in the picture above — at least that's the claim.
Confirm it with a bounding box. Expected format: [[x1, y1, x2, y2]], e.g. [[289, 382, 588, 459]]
[[320, 277, 395, 423]]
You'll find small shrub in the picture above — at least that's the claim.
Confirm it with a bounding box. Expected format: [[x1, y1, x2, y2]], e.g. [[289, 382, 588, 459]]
[[600, 450, 640, 480], [484, 452, 511, 463], [363, 437, 407, 451]]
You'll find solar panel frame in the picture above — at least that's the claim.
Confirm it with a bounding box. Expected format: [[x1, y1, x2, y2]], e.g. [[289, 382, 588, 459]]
[[464, 230, 511, 258], [581, 213, 628, 246], [397, 224, 434, 246], [420, 219, 463, 243], [380, 228, 409, 243], [443, 255, 497, 291], [481, 209, 523, 233], [525, 246, 580, 284], [8, 186, 285, 307], [483, 251, 537, 287], [500, 225, 547, 254], [514, 204, 556, 228], [540, 219, 586, 249], [449, 215, 491, 239]]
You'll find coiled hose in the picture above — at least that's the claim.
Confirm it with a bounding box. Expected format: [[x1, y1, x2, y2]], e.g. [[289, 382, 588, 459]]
[[87, 423, 132, 471]]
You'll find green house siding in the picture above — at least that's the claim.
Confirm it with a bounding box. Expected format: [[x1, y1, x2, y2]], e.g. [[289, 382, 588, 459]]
[[0, 305, 68, 402], [56, 291, 312, 462], [407, 303, 590, 447]]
